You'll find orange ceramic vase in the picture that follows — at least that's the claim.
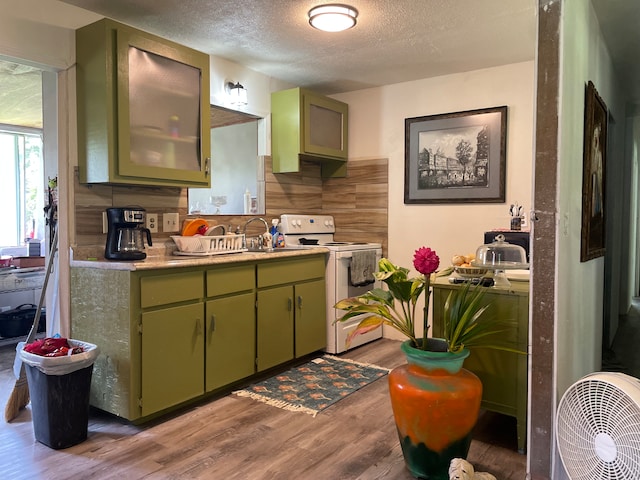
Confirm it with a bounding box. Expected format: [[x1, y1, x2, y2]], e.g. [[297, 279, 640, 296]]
[[388, 340, 482, 480]]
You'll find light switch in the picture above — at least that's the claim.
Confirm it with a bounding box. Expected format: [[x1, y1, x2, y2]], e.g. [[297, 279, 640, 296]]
[[163, 213, 180, 232]]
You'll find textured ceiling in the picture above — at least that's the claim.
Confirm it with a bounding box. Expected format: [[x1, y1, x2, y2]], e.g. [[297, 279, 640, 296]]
[[3, 1, 640, 130], [0, 61, 42, 129], [60, 0, 537, 94]]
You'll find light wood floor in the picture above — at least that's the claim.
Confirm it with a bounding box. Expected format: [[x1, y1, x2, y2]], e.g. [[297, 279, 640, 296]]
[[0, 339, 526, 479]]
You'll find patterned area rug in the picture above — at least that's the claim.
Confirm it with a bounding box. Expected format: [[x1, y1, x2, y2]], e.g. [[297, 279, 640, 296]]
[[233, 355, 390, 416]]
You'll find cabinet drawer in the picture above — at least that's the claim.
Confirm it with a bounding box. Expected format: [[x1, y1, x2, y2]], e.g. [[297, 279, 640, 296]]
[[206, 264, 255, 297], [140, 271, 204, 308], [257, 255, 325, 288]]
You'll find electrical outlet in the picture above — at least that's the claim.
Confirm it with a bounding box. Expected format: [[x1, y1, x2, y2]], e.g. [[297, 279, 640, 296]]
[[163, 213, 180, 232], [146, 213, 158, 233], [102, 212, 108, 234]]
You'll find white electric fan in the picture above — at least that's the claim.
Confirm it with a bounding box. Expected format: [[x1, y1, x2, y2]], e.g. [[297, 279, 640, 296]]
[[555, 372, 640, 479]]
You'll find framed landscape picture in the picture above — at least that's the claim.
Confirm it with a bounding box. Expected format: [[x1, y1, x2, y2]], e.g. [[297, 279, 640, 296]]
[[404, 106, 507, 204], [580, 81, 607, 262]]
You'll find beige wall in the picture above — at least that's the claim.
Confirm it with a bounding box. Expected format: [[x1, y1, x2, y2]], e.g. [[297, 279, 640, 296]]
[[334, 61, 536, 340], [555, 0, 626, 401]]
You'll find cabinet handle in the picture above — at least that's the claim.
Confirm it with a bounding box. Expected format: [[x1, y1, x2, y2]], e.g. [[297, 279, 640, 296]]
[[297, 295, 303, 309], [205, 157, 210, 176], [287, 297, 293, 311], [196, 318, 203, 335], [210, 314, 216, 332]]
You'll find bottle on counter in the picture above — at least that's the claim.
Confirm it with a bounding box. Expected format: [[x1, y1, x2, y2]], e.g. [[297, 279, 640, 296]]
[[243, 188, 251, 214], [270, 219, 279, 248]]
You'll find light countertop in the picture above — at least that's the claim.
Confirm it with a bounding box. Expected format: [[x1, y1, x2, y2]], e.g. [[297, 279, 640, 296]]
[[70, 245, 329, 271]]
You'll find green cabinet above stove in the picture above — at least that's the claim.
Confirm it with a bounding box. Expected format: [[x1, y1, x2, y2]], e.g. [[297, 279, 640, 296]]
[[271, 87, 348, 178]]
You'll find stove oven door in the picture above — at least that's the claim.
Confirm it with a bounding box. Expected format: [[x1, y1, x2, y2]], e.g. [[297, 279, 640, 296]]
[[326, 249, 383, 354]]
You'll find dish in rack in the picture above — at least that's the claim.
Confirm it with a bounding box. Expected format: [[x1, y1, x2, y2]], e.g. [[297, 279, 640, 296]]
[[171, 234, 246, 255]]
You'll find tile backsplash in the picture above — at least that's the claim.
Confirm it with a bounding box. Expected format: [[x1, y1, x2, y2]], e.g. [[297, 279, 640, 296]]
[[73, 156, 388, 255]]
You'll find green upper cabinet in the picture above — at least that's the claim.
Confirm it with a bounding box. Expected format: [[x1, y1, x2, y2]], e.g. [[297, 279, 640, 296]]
[[76, 18, 211, 187], [271, 87, 348, 178]]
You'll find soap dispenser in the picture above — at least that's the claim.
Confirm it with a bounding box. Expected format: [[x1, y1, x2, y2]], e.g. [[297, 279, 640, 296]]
[[270, 219, 279, 248]]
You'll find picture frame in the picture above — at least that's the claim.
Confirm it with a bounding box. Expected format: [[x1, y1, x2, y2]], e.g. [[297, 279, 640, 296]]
[[580, 81, 607, 262], [404, 106, 507, 204]]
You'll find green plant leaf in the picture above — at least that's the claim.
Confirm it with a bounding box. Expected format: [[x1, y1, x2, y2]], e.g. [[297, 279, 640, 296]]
[[344, 316, 386, 346]]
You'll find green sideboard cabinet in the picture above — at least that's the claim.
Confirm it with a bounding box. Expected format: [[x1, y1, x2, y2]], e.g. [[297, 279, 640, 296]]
[[431, 278, 529, 453], [76, 18, 211, 187], [271, 87, 348, 178], [70, 254, 326, 422]]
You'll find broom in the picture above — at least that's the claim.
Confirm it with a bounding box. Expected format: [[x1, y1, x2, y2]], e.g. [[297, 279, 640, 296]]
[[4, 227, 58, 422]]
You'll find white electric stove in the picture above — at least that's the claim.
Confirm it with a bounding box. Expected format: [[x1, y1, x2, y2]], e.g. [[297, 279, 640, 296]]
[[279, 214, 383, 353]]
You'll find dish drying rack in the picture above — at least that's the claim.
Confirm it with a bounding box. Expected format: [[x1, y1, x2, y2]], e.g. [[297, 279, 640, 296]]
[[171, 234, 247, 256]]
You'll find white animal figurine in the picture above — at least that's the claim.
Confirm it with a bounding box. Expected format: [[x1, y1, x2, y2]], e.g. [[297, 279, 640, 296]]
[[449, 458, 497, 480]]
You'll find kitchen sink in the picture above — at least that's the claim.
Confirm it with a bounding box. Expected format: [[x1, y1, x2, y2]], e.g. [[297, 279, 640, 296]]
[[245, 248, 297, 254]]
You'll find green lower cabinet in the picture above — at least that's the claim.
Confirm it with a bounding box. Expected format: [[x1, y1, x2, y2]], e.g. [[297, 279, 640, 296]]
[[70, 254, 327, 422], [294, 279, 326, 357], [205, 292, 256, 391], [257, 286, 295, 371], [141, 302, 205, 417]]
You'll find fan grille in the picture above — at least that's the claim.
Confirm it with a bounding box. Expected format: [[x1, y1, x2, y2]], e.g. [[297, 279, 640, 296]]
[[556, 373, 640, 479]]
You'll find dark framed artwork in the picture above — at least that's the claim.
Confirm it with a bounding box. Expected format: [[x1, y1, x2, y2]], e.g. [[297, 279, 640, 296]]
[[580, 81, 607, 262], [404, 106, 507, 204]]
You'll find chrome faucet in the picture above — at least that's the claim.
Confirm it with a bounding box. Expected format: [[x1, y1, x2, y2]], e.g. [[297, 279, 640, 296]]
[[242, 217, 269, 234], [242, 217, 270, 251]]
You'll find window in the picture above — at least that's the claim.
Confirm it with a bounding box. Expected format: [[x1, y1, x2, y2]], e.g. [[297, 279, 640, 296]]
[[0, 126, 44, 246]]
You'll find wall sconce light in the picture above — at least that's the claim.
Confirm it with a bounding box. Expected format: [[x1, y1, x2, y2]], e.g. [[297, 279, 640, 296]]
[[308, 4, 358, 32], [225, 81, 248, 106]]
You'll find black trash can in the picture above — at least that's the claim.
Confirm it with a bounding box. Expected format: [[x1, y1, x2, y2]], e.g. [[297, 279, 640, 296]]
[[24, 363, 93, 449], [20, 339, 99, 449]]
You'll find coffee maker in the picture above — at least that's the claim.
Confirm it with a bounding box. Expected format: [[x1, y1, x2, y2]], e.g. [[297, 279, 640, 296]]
[[105, 207, 153, 260]]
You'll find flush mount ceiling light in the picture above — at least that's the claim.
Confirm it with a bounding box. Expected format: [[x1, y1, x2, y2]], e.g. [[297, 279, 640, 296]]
[[308, 4, 358, 32]]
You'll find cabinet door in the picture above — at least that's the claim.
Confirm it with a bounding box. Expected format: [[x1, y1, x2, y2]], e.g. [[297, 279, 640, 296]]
[[257, 286, 294, 371], [302, 91, 348, 159], [257, 255, 325, 288], [76, 19, 211, 187], [295, 279, 327, 357], [432, 285, 528, 418], [271, 87, 347, 177], [141, 303, 204, 416], [117, 29, 210, 185], [205, 293, 256, 391]]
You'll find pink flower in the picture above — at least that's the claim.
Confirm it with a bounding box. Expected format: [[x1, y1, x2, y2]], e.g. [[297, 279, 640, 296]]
[[413, 247, 440, 276]]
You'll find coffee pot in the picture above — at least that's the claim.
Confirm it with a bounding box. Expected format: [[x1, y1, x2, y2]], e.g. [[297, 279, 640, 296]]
[[105, 207, 153, 260]]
